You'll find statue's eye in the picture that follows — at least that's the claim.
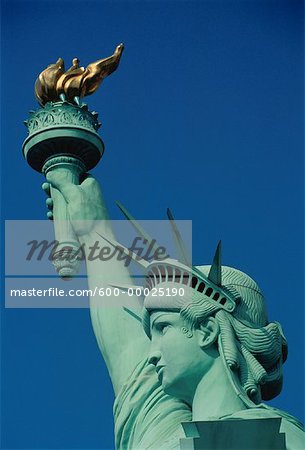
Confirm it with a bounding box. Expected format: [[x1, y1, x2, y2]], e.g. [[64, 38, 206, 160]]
[[159, 323, 170, 335]]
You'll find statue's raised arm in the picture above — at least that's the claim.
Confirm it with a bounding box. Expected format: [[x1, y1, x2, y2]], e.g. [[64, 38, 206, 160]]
[[44, 171, 150, 395]]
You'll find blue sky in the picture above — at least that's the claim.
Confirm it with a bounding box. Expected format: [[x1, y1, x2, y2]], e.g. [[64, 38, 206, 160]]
[[1, 0, 304, 448]]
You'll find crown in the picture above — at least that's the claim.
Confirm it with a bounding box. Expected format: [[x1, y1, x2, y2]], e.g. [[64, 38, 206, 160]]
[[101, 202, 237, 314], [145, 257, 236, 313]]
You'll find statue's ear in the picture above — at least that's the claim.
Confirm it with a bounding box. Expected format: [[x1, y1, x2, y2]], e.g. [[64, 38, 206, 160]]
[[195, 317, 219, 349]]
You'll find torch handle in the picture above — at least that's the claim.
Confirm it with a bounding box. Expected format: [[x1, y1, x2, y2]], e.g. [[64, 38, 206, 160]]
[[43, 156, 86, 279]]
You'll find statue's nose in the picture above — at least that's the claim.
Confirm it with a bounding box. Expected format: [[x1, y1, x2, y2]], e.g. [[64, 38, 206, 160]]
[[148, 350, 161, 366]]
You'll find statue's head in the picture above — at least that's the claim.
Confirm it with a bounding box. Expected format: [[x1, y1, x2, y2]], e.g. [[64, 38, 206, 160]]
[[142, 260, 288, 407]]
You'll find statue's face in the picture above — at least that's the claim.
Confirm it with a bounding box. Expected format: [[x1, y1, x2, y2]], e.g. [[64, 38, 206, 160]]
[[149, 311, 207, 404]]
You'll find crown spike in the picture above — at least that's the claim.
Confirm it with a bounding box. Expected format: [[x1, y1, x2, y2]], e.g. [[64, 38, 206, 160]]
[[166, 208, 191, 266], [123, 307, 142, 323], [208, 240, 222, 286], [95, 231, 149, 268], [115, 201, 160, 254]]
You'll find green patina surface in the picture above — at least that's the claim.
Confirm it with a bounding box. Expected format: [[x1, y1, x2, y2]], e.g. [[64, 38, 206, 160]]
[[39, 168, 305, 449], [23, 60, 304, 449]]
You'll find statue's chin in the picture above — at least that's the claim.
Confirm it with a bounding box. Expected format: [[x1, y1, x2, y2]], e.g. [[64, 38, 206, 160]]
[[161, 377, 174, 396], [162, 373, 197, 406]]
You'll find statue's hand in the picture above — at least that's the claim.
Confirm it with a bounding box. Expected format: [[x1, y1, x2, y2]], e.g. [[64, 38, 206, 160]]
[[42, 172, 108, 237]]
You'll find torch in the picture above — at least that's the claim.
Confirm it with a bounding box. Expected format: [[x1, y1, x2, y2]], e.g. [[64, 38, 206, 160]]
[[22, 44, 124, 279]]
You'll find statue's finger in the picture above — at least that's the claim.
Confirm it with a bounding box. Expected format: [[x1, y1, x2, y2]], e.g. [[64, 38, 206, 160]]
[[47, 211, 53, 220], [46, 198, 53, 209], [42, 182, 51, 196], [46, 171, 80, 203]]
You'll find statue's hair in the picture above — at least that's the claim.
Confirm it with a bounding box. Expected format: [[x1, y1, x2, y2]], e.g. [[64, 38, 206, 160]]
[[179, 266, 288, 402]]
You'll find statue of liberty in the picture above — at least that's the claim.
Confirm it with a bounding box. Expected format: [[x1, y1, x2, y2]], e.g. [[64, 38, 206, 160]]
[[24, 47, 304, 449], [43, 172, 304, 450]]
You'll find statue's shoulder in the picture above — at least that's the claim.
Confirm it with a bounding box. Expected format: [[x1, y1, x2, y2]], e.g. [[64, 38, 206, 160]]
[[235, 405, 303, 430], [223, 405, 304, 450], [263, 406, 304, 430]]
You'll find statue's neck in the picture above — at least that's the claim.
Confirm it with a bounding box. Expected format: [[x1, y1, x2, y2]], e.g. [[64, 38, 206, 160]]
[[192, 355, 247, 421]]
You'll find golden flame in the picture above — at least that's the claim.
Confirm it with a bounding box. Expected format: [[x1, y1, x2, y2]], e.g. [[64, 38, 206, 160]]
[[34, 44, 124, 106]]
